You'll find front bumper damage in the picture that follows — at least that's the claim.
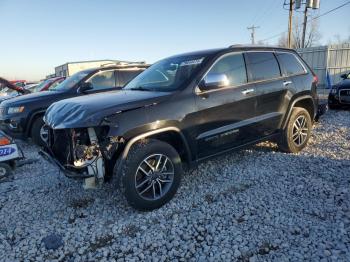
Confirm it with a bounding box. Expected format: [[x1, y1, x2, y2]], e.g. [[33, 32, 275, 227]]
[[41, 127, 124, 189]]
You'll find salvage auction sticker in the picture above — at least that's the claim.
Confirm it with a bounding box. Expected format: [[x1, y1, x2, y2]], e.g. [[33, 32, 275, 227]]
[[0, 144, 20, 161]]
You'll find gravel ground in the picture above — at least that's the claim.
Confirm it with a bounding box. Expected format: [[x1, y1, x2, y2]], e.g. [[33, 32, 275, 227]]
[[0, 109, 349, 262]]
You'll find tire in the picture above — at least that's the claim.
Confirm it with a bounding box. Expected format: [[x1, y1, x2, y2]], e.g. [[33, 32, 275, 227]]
[[31, 117, 48, 147], [117, 139, 183, 211], [328, 103, 340, 110], [0, 163, 13, 180], [278, 107, 312, 153]]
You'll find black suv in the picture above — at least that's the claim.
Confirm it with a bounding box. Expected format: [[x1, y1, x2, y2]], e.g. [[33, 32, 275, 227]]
[[328, 72, 350, 109], [0, 64, 148, 146], [42, 46, 319, 210]]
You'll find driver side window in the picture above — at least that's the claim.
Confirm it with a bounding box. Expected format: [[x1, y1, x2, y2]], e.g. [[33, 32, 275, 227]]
[[208, 53, 247, 87], [87, 71, 116, 91]]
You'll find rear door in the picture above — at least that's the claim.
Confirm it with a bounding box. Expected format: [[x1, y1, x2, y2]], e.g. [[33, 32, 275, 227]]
[[194, 52, 259, 158], [244, 51, 290, 136]]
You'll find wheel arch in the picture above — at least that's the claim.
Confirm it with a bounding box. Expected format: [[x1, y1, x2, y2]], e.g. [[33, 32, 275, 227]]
[[121, 127, 192, 165], [282, 95, 316, 129], [25, 110, 46, 137]]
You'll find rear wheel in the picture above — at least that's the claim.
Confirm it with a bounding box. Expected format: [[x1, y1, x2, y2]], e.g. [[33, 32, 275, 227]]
[[278, 107, 312, 153], [118, 139, 182, 211], [31, 117, 48, 147]]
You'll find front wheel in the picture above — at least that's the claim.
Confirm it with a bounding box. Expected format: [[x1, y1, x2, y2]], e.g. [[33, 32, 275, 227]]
[[0, 163, 13, 180], [328, 103, 340, 110], [278, 107, 312, 153], [31, 117, 49, 147], [118, 139, 183, 211]]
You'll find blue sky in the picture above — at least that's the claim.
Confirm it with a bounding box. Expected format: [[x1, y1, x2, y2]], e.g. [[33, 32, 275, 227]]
[[0, 0, 349, 80]]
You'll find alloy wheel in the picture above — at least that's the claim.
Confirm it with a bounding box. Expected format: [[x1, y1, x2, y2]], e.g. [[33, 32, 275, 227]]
[[134, 154, 175, 201], [0, 166, 7, 177], [40, 125, 49, 143], [292, 115, 308, 146]]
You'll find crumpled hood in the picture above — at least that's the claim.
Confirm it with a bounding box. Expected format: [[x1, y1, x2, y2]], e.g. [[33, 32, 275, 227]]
[[44, 90, 171, 129]]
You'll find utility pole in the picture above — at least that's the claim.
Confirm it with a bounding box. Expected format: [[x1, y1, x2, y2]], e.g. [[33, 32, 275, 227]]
[[296, 0, 320, 48], [301, 4, 308, 48], [247, 25, 260, 44], [287, 0, 294, 48]]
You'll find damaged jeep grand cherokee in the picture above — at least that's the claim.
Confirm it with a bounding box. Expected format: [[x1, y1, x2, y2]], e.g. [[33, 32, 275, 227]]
[[42, 46, 319, 210]]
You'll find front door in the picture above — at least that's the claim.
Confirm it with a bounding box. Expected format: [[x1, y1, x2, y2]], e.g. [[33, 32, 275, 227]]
[[193, 52, 259, 159]]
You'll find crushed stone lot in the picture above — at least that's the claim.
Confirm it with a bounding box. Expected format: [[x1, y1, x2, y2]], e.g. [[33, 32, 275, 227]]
[[0, 110, 349, 262]]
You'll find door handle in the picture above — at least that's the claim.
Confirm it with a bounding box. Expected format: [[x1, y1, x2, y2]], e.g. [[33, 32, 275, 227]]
[[283, 81, 292, 86], [241, 88, 255, 95]]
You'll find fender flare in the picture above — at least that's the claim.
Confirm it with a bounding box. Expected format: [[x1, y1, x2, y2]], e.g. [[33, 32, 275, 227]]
[[121, 127, 191, 161], [282, 95, 315, 129], [115, 127, 192, 178]]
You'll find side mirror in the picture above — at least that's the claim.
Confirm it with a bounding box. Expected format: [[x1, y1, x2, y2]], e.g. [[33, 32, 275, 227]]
[[199, 73, 229, 91], [340, 73, 349, 80], [77, 82, 93, 93]]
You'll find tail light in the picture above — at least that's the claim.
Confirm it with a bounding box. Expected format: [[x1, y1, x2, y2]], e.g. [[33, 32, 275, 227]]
[[313, 75, 319, 85], [0, 137, 11, 145]]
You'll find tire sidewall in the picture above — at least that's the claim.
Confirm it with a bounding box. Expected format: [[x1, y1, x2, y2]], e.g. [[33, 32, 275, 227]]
[[0, 163, 13, 180], [31, 117, 46, 146], [121, 139, 182, 211], [286, 108, 312, 153]]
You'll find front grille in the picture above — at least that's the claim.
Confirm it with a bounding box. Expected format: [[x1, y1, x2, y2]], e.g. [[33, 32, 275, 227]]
[[339, 89, 350, 104]]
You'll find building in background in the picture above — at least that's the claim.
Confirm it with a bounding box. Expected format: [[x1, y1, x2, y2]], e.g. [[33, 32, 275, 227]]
[[54, 59, 145, 77]]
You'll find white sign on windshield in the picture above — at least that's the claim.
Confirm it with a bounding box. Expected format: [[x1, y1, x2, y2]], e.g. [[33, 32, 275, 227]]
[[180, 58, 204, 67]]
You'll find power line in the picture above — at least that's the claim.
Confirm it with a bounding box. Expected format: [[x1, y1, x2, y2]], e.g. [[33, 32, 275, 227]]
[[253, 0, 278, 25], [310, 1, 350, 21], [256, 0, 281, 26], [260, 1, 350, 42]]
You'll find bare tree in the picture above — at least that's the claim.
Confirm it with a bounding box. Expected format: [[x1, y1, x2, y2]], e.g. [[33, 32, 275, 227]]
[[329, 30, 350, 45], [278, 17, 321, 48]]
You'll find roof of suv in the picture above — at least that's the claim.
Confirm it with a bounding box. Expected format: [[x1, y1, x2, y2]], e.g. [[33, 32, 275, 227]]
[[168, 45, 296, 59], [77, 64, 150, 75]]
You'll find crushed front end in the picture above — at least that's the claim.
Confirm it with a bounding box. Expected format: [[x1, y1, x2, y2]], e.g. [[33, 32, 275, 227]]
[[42, 126, 124, 188]]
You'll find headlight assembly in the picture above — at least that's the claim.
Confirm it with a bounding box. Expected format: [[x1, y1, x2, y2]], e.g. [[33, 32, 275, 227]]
[[7, 106, 25, 114]]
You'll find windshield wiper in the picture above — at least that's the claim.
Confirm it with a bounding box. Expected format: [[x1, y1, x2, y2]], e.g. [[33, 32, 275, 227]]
[[129, 86, 151, 91]]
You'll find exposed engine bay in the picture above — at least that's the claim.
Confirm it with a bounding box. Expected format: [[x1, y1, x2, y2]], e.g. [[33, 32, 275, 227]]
[[47, 127, 124, 187]]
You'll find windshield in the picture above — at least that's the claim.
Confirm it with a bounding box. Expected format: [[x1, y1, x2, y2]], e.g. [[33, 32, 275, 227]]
[[0, 86, 18, 96], [50, 71, 90, 91], [124, 54, 206, 92], [33, 79, 51, 92]]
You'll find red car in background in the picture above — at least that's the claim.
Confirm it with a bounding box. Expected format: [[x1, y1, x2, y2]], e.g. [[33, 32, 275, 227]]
[[10, 80, 27, 88], [33, 77, 65, 92]]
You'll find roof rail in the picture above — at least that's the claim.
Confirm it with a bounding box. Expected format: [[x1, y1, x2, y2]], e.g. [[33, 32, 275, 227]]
[[228, 44, 282, 49], [100, 61, 147, 67]]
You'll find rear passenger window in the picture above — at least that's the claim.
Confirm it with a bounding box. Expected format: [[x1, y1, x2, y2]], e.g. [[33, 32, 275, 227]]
[[245, 52, 281, 82], [88, 71, 116, 90], [208, 53, 247, 86], [276, 52, 305, 76], [117, 70, 143, 87]]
